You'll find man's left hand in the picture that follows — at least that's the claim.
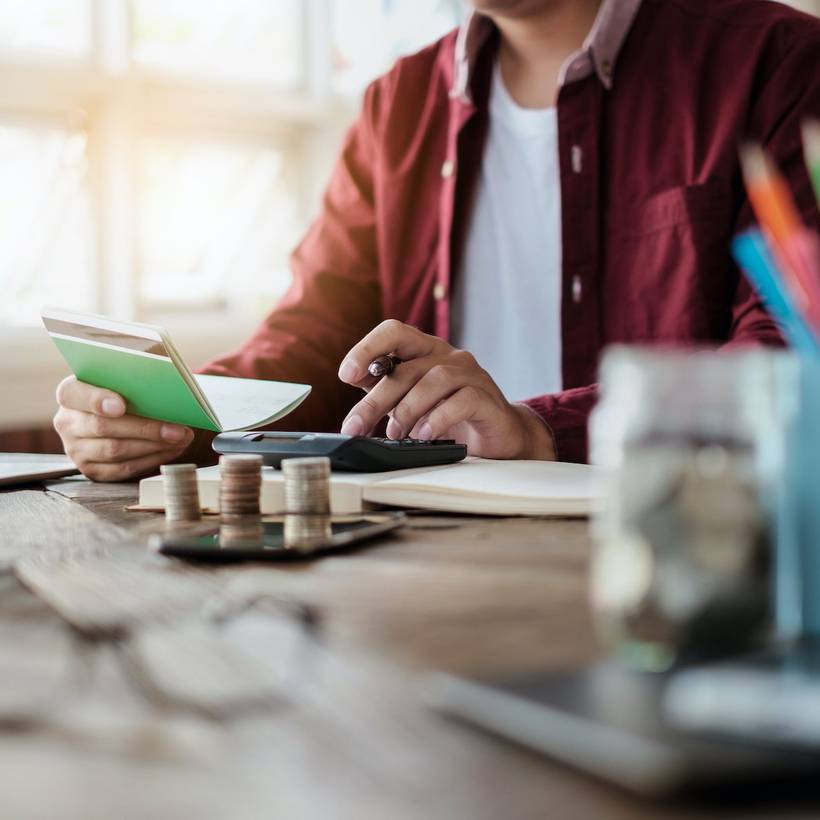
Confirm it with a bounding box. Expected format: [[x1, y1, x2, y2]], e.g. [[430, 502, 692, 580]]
[[337, 320, 555, 460]]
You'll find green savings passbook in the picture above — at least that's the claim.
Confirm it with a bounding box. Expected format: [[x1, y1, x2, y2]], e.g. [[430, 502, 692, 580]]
[[42, 308, 311, 432]]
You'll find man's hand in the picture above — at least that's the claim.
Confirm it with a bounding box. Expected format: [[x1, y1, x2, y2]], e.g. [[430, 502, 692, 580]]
[[337, 320, 555, 460], [53, 376, 194, 481]]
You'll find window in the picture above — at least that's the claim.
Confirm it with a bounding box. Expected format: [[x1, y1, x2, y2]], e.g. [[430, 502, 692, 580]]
[[137, 136, 301, 310], [0, 0, 91, 59], [0, 119, 94, 324], [0, 0, 464, 328], [130, 0, 303, 87]]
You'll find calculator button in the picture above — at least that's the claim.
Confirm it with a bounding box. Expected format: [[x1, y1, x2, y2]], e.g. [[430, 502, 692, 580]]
[[369, 436, 458, 447]]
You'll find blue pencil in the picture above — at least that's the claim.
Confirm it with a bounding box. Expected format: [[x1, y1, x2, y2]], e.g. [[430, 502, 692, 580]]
[[732, 228, 820, 355]]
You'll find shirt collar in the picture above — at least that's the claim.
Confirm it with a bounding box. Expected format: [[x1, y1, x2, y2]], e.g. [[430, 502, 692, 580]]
[[450, 0, 643, 104]]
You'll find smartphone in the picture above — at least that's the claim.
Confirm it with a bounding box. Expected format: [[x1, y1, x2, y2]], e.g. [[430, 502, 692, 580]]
[[152, 513, 406, 562]]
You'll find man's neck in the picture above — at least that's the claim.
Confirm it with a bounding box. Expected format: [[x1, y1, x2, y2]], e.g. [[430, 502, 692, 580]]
[[491, 0, 602, 108]]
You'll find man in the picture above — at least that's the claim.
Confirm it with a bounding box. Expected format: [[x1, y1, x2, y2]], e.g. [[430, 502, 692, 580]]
[[54, 0, 820, 481]]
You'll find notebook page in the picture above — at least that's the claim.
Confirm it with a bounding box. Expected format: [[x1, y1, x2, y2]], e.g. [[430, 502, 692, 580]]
[[364, 458, 602, 515], [194, 374, 311, 432]]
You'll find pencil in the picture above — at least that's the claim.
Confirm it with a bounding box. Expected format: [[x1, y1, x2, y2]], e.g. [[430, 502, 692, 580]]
[[732, 229, 820, 354], [740, 143, 820, 332], [367, 354, 402, 378], [740, 144, 803, 246]]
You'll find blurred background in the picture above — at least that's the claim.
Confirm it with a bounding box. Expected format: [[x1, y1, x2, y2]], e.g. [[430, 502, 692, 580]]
[[0, 0, 817, 452]]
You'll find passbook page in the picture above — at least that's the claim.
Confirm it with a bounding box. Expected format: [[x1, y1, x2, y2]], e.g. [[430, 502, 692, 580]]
[[193, 374, 311, 432]]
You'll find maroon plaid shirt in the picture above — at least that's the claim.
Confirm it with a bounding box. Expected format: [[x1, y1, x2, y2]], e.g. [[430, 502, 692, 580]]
[[203, 0, 820, 463]]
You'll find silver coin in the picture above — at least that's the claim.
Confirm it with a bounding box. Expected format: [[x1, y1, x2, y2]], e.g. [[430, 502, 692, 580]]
[[162, 464, 201, 522], [282, 458, 331, 514], [283, 514, 333, 551], [160, 463, 198, 474], [281, 457, 330, 474]]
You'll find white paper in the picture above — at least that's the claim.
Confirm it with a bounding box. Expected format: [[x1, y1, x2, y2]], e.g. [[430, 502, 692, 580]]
[[364, 458, 603, 516], [194, 374, 311, 432]]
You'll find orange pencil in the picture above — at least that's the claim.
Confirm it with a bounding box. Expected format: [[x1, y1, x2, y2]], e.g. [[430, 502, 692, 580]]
[[740, 144, 820, 332], [741, 145, 803, 245]]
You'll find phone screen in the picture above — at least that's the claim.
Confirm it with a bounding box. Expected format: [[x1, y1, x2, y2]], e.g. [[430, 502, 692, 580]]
[[153, 514, 405, 562]]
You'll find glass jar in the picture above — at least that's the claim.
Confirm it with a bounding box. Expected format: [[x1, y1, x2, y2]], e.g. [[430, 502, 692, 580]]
[[588, 347, 797, 670]]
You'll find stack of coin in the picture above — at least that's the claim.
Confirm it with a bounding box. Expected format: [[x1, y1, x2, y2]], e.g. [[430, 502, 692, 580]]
[[220, 518, 264, 548], [160, 463, 201, 522], [283, 514, 333, 552], [219, 454, 263, 518], [282, 456, 331, 515]]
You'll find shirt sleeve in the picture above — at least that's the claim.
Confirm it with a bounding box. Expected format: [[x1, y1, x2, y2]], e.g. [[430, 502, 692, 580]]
[[196, 81, 384, 434], [524, 26, 820, 465], [520, 385, 598, 464]]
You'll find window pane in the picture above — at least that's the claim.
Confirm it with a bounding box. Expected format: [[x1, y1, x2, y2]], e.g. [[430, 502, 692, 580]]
[[0, 122, 94, 325], [138, 138, 301, 312], [0, 0, 91, 58], [332, 0, 463, 96], [130, 0, 303, 87]]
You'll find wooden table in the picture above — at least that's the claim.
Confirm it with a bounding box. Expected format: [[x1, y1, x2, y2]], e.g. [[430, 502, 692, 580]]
[[1, 470, 816, 820]]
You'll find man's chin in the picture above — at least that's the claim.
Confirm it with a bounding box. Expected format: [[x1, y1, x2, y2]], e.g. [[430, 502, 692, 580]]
[[467, 0, 574, 18]]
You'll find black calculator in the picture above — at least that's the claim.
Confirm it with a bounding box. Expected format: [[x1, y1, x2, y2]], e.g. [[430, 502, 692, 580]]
[[212, 431, 467, 472]]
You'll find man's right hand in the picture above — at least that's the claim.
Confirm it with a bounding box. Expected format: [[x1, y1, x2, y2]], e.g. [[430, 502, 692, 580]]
[[53, 376, 194, 482]]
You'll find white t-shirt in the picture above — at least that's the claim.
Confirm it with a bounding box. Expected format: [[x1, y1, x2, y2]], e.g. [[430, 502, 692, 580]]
[[450, 64, 563, 402]]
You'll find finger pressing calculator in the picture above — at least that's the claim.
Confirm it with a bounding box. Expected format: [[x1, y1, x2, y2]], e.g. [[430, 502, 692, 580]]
[[213, 431, 467, 472]]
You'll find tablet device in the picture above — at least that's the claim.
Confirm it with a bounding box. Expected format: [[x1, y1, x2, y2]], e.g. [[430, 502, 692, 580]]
[[152, 513, 405, 562], [0, 455, 78, 487], [427, 652, 820, 797]]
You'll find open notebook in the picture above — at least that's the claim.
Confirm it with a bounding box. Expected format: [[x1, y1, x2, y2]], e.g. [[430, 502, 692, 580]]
[[139, 458, 602, 517], [42, 308, 311, 432]]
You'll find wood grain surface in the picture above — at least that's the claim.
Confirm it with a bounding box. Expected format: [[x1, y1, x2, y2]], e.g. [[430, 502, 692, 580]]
[[0, 476, 817, 820]]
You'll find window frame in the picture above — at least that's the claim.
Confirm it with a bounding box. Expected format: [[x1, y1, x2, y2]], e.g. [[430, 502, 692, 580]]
[[0, 0, 341, 327]]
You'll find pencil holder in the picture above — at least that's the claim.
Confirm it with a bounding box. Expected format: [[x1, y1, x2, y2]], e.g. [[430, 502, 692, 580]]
[[779, 356, 820, 637]]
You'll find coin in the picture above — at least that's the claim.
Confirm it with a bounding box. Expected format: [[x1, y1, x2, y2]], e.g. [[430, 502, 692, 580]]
[[220, 516, 264, 547], [283, 514, 333, 552], [160, 463, 201, 522], [219, 455, 263, 517], [281, 457, 331, 515]]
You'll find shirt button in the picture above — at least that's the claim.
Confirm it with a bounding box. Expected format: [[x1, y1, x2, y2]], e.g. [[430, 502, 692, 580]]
[[601, 59, 613, 79], [571, 145, 583, 174], [433, 282, 447, 301], [441, 159, 455, 179]]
